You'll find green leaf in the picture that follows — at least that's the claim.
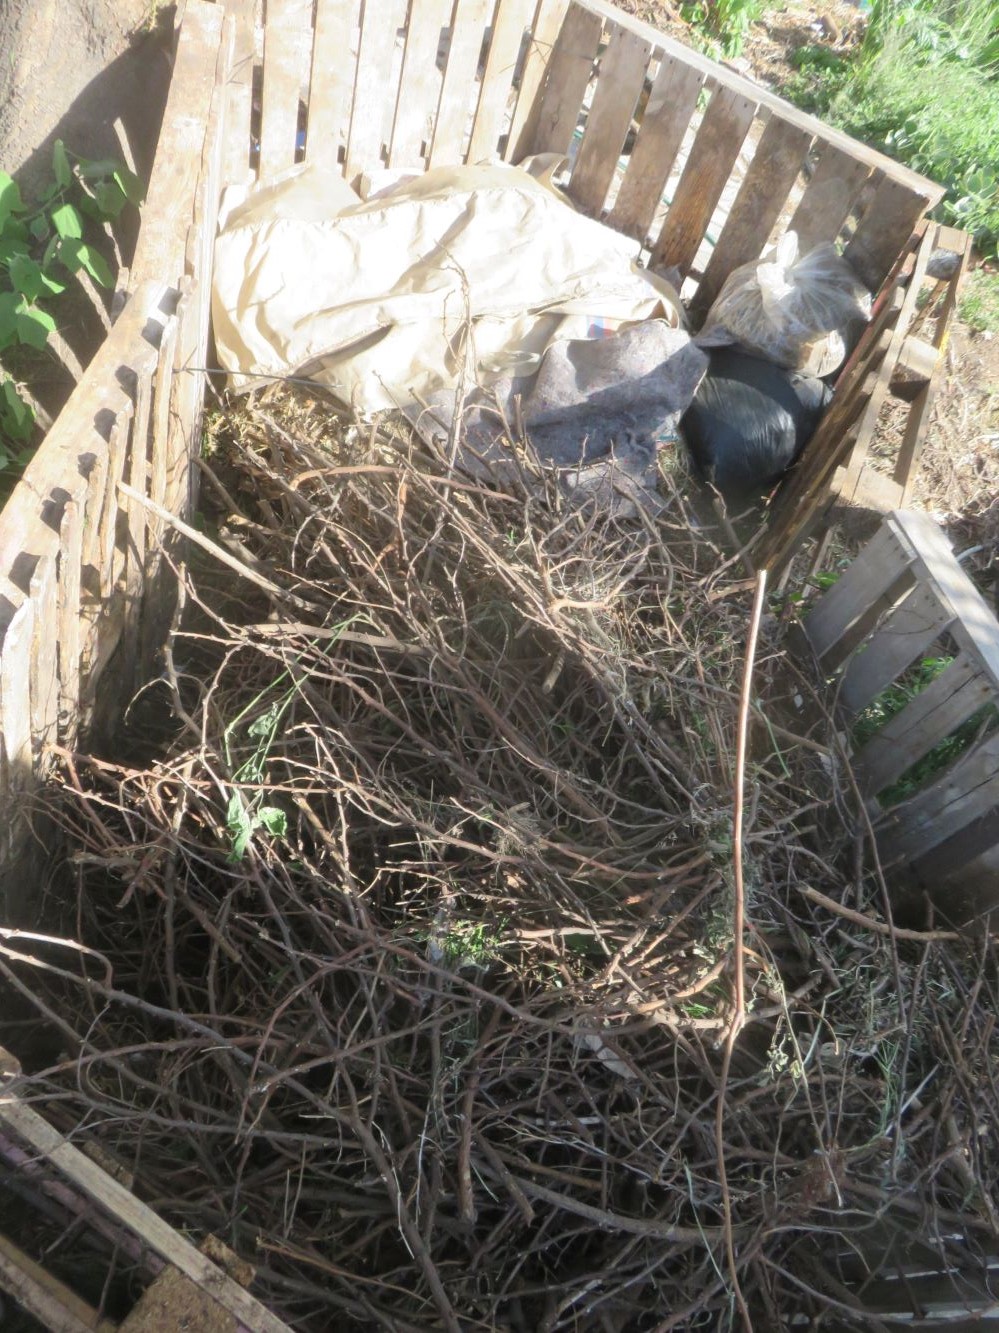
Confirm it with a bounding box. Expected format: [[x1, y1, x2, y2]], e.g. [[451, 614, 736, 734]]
[[226, 791, 254, 862], [52, 139, 72, 189], [10, 255, 44, 301], [15, 301, 55, 351], [75, 242, 114, 288], [51, 203, 83, 239], [0, 380, 34, 442], [0, 293, 19, 350], [257, 806, 287, 838], [78, 157, 123, 181], [113, 166, 144, 205], [29, 215, 49, 242], [0, 238, 30, 265], [92, 180, 127, 221], [0, 172, 25, 228], [38, 270, 66, 295]]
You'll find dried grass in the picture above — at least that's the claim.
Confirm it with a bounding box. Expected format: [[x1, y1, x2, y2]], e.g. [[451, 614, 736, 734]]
[[2, 388, 999, 1329]]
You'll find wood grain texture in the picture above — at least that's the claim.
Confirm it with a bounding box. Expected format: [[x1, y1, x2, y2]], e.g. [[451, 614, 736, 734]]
[[529, 4, 602, 156], [567, 22, 651, 216], [839, 580, 951, 714], [787, 141, 871, 254], [345, 0, 407, 184], [804, 521, 912, 661], [608, 54, 703, 242], [467, 0, 538, 163], [692, 112, 811, 318], [506, 0, 571, 163], [846, 173, 935, 293], [650, 84, 757, 275], [391, 0, 450, 165], [308, 0, 361, 171], [259, 0, 312, 178], [430, 0, 494, 168], [223, 0, 256, 185]]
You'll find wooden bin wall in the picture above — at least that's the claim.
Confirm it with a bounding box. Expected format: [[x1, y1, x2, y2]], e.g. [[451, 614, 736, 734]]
[[805, 510, 999, 918], [0, 1, 230, 906]]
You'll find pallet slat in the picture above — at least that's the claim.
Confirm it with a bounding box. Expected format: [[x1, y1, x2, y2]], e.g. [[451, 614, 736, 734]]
[[223, 0, 256, 185], [567, 22, 651, 216], [467, 0, 539, 163], [308, 0, 361, 171], [839, 580, 953, 714], [345, 0, 407, 185], [846, 173, 935, 294], [692, 113, 812, 318], [259, 0, 312, 178], [506, 0, 571, 163], [608, 54, 703, 243], [650, 84, 757, 276], [787, 141, 871, 254], [529, 4, 603, 156], [430, 0, 495, 168], [390, 0, 451, 166]]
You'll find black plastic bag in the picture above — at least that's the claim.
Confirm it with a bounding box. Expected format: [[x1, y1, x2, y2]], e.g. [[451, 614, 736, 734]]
[[680, 347, 832, 498]]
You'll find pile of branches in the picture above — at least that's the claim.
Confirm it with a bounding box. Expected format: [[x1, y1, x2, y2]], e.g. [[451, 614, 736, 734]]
[[3, 389, 999, 1329]]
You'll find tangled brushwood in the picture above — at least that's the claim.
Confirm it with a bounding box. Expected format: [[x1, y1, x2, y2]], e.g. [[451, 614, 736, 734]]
[[3, 388, 999, 1329]]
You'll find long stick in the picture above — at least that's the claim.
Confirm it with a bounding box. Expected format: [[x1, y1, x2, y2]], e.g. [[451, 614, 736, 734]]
[[717, 568, 768, 1332]]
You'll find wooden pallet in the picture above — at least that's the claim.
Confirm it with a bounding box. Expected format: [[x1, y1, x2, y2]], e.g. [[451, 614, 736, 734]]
[[803, 509, 999, 917]]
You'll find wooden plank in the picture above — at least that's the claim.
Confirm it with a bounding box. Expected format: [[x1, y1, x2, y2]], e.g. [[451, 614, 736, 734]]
[[528, 4, 603, 157], [608, 54, 703, 243], [846, 173, 935, 294], [0, 1098, 294, 1333], [429, 0, 495, 169], [650, 84, 757, 276], [390, 0, 450, 166], [839, 580, 952, 715], [0, 600, 34, 790], [786, 141, 872, 254], [878, 729, 999, 865], [259, 0, 312, 178], [0, 1230, 115, 1333], [130, 2, 223, 290], [122, 368, 152, 681], [148, 309, 180, 554], [467, 0, 538, 164], [567, 22, 651, 216], [28, 554, 59, 756], [56, 498, 83, 746], [692, 113, 812, 318], [223, 0, 256, 185], [892, 510, 999, 687], [506, 0, 571, 163], [567, 0, 944, 206], [344, 0, 407, 185], [856, 655, 993, 797], [307, 0, 361, 171], [100, 411, 130, 597], [804, 521, 913, 661]]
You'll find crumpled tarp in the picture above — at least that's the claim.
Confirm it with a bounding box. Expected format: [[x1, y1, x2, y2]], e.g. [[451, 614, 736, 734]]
[[212, 162, 706, 512]]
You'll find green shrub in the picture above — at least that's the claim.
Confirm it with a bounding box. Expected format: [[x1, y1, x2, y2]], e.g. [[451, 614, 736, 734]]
[[680, 0, 765, 56], [958, 266, 999, 333]]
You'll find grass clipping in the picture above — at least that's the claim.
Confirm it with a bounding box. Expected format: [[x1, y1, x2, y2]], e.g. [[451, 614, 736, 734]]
[[7, 387, 999, 1329]]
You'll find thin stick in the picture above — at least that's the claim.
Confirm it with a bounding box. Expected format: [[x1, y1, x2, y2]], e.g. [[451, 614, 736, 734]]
[[797, 884, 978, 943], [717, 567, 768, 1333]]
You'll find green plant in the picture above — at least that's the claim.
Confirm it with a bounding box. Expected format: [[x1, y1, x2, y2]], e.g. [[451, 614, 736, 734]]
[[680, 0, 765, 56], [0, 140, 142, 466], [959, 267, 999, 334]]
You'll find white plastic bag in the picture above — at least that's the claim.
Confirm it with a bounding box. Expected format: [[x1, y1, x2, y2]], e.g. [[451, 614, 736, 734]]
[[699, 232, 871, 377]]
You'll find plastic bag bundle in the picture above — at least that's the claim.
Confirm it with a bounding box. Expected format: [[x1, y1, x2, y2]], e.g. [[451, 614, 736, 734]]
[[699, 232, 871, 378]]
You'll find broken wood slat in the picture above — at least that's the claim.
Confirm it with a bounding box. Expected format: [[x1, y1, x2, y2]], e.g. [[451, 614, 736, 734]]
[[877, 729, 999, 866], [345, 0, 407, 185], [786, 141, 871, 254], [506, 0, 571, 163], [650, 85, 757, 276], [0, 600, 33, 794], [223, 0, 256, 185], [856, 656, 992, 797], [567, 22, 652, 216], [529, 4, 603, 156], [130, 2, 223, 290], [895, 231, 972, 502], [121, 367, 153, 685], [101, 412, 130, 597], [258, 0, 311, 178], [147, 305, 181, 557], [0, 1097, 294, 1333], [28, 554, 59, 756], [308, 0, 361, 171], [691, 113, 812, 319], [56, 498, 84, 746], [429, 0, 495, 168], [568, 0, 944, 207], [846, 173, 936, 294], [0, 1230, 115, 1333], [466, 0, 539, 164], [390, 0, 450, 165], [607, 54, 704, 243], [839, 580, 952, 714], [838, 225, 937, 502], [804, 521, 914, 661]]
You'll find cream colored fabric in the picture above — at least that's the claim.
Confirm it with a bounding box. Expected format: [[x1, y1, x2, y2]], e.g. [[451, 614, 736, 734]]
[[212, 162, 681, 414]]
